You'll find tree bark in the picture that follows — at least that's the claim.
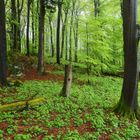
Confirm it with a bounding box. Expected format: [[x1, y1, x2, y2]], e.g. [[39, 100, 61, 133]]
[[11, 0, 18, 50], [17, 0, 24, 52], [61, 64, 72, 97], [114, 0, 139, 118], [86, 23, 91, 84], [26, 0, 31, 56], [0, 0, 7, 86], [69, 5, 74, 61], [61, 10, 68, 58], [65, 26, 68, 60], [56, 0, 62, 64], [31, 0, 35, 53], [73, 18, 79, 62], [35, 1, 39, 50], [38, 0, 45, 74], [48, 15, 54, 57]]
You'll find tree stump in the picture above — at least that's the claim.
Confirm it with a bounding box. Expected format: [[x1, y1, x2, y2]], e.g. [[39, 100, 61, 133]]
[[61, 64, 72, 97]]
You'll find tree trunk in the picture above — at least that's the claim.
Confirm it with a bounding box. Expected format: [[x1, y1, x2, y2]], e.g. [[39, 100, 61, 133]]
[[61, 64, 72, 97], [26, 0, 31, 56], [114, 0, 139, 118], [0, 0, 7, 86], [94, 0, 100, 17], [61, 11, 68, 58], [48, 16, 54, 57], [65, 26, 68, 60], [37, 0, 45, 74], [56, 0, 62, 64], [35, 1, 39, 50], [11, 0, 18, 50], [86, 23, 91, 84], [69, 6, 74, 61], [31, 0, 35, 53], [74, 18, 79, 62], [17, 0, 24, 52]]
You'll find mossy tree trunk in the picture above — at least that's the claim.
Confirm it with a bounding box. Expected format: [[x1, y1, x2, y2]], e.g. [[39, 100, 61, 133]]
[[61, 64, 72, 97], [0, 0, 7, 86], [114, 0, 139, 118]]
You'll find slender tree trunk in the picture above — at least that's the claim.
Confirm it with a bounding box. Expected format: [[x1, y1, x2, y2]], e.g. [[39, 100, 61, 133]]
[[17, 0, 21, 51], [48, 16, 54, 57], [35, 1, 39, 50], [38, 0, 45, 74], [56, 0, 62, 64], [31, 0, 35, 53], [61, 11, 68, 58], [61, 64, 72, 97], [74, 18, 79, 62], [0, 0, 7, 85], [26, 0, 31, 56], [86, 23, 90, 84], [94, 0, 100, 17], [11, 0, 18, 50], [114, 0, 139, 118], [17, 0, 24, 52], [69, 7, 74, 61], [65, 26, 68, 60]]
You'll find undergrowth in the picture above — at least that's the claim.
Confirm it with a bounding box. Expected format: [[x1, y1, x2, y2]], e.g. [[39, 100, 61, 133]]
[[0, 73, 140, 139]]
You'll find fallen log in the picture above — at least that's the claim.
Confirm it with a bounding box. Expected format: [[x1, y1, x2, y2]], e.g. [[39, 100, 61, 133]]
[[0, 98, 45, 112]]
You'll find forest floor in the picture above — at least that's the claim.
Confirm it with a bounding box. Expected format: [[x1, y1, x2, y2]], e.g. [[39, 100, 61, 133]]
[[0, 58, 140, 140], [21, 64, 64, 81]]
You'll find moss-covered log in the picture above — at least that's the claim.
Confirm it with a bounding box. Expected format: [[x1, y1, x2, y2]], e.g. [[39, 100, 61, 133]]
[[0, 98, 45, 112]]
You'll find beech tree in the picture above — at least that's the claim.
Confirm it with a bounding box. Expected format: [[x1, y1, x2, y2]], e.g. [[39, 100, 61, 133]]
[[60, 0, 70, 59], [38, 0, 45, 74], [73, 0, 81, 62], [0, 0, 7, 85], [11, 0, 18, 50], [31, 0, 35, 52], [56, 0, 63, 64], [17, 0, 24, 51], [26, 0, 31, 56], [114, 0, 140, 118], [48, 13, 55, 57], [69, 0, 75, 61]]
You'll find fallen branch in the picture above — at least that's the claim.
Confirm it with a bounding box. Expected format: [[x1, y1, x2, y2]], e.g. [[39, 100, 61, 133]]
[[0, 98, 45, 112]]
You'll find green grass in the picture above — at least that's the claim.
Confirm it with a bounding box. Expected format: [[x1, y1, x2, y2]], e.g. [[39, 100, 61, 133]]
[[0, 72, 140, 139]]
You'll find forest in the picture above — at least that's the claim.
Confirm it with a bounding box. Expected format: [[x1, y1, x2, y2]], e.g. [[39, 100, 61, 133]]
[[0, 0, 140, 139]]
